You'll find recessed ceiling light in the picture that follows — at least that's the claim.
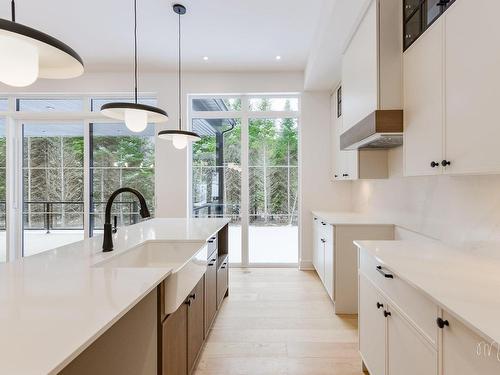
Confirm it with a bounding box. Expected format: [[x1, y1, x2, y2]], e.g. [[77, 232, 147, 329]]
[[203, 56, 208, 61], [275, 55, 282, 60]]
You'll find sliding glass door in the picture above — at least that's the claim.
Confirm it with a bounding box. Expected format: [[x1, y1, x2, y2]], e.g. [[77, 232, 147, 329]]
[[190, 95, 299, 266]]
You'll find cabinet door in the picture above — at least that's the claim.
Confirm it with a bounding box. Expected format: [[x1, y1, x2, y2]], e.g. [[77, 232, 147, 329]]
[[205, 252, 218, 336], [323, 225, 334, 300], [216, 257, 228, 307], [316, 221, 327, 282], [162, 303, 188, 375], [387, 306, 438, 375], [442, 312, 500, 375], [444, 0, 500, 174], [342, 0, 378, 132], [188, 277, 205, 373], [359, 274, 386, 375], [403, 17, 444, 176], [312, 218, 320, 270]]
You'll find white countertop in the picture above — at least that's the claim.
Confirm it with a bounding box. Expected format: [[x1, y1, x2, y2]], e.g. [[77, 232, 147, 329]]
[[355, 239, 500, 345], [0, 218, 229, 375], [312, 211, 394, 226]]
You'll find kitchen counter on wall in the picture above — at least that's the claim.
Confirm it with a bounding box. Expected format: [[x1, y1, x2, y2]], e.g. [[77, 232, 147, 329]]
[[312, 211, 394, 225], [355, 239, 500, 346], [0, 218, 229, 375]]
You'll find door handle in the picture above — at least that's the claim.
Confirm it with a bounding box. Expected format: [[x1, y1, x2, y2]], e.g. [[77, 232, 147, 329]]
[[376, 265, 394, 279]]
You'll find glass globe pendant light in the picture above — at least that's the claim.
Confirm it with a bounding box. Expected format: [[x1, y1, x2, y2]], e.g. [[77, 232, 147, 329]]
[[158, 4, 200, 149], [101, 0, 168, 132], [0, 0, 84, 87]]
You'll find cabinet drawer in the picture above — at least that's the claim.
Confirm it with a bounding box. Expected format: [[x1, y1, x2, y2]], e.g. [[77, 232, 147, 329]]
[[359, 248, 439, 346], [207, 235, 218, 257], [217, 256, 228, 307]]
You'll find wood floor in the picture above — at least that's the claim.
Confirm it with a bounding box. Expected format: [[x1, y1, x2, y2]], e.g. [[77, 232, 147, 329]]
[[194, 268, 363, 375]]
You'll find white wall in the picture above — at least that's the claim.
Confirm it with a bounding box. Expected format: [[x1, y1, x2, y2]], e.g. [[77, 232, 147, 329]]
[[299, 92, 351, 268], [2, 72, 344, 265], [352, 147, 500, 248]]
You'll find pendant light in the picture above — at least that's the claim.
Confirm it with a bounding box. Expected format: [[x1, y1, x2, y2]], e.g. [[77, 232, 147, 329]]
[[158, 4, 200, 149], [0, 0, 84, 87], [101, 0, 168, 133]]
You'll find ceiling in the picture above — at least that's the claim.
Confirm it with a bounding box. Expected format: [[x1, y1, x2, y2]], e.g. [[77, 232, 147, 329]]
[[1, 0, 326, 73]]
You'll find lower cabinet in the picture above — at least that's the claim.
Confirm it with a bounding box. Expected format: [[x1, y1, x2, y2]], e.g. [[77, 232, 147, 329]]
[[162, 301, 188, 375], [187, 277, 205, 373], [205, 250, 218, 336], [217, 255, 229, 308], [442, 312, 500, 375]]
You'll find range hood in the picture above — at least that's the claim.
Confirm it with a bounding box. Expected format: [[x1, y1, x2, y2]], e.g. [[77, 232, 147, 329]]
[[340, 110, 403, 150]]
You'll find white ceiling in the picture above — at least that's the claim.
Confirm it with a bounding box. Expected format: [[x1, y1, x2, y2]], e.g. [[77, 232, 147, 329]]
[[1, 0, 326, 73]]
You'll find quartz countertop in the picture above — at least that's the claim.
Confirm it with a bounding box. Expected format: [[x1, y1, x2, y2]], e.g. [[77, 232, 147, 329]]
[[312, 211, 394, 225], [0, 218, 229, 375], [355, 239, 500, 346]]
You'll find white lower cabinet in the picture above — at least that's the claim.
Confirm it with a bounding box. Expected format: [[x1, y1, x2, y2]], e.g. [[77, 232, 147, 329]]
[[442, 312, 500, 375], [359, 274, 386, 375], [387, 306, 438, 375]]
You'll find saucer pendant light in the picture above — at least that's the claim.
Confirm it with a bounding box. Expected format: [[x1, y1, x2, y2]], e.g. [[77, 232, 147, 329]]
[[0, 0, 84, 87], [158, 4, 200, 149], [101, 0, 168, 132]]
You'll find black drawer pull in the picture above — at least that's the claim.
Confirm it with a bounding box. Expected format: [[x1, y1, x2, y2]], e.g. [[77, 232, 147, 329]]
[[441, 159, 451, 167], [376, 302, 384, 309], [376, 265, 394, 279], [221, 266, 226, 269], [320, 238, 326, 243], [208, 262, 215, 266], [384, 310, 391, 318], [189, 293, 196, 300], [321, 222, 326, 226], [184, 299, 191, 306], [437, 317, 449, 329], [430, 161, 440, 168]]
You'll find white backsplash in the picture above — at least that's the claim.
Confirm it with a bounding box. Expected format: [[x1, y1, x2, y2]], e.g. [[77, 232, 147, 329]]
[[351, 147, 500, 248]]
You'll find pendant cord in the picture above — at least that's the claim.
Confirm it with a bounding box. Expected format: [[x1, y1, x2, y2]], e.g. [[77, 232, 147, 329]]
[[178, 11, 182, 131], [11, 0, 15, 22], [134, 0, 138, 104]]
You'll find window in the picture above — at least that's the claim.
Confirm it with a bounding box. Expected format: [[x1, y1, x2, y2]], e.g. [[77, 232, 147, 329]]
[[17, 99, 84, 112], [337, 86, 342, 118], [22, 123, 84, 256], [0, 99, 8, 112], [0, 119, 6, 262], [90, 123, 155, 234], [190, 95, 300, 266]]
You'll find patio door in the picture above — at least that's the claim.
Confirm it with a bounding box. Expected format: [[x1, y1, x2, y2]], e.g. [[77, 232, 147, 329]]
[[190, 96, 299, 267]]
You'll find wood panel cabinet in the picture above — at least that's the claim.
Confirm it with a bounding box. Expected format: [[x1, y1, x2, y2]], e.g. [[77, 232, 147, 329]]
[[205, 250, 218, 336], [216, 256, 228, 308], [162, 301, 188, 375], [187, 277, 205, 373]]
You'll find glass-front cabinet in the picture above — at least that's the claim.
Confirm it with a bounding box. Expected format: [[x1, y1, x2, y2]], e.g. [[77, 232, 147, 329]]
[[404, 0, 455, 50]]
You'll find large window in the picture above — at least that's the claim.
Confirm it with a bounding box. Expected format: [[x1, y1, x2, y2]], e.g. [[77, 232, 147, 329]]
[[90, 123, 155, 234], [190, 95, 299, 266], [22, 123, 84, 256]]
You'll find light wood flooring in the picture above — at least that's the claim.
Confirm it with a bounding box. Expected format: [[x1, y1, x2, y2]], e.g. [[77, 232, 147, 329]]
[[194, 268, 363, 375]]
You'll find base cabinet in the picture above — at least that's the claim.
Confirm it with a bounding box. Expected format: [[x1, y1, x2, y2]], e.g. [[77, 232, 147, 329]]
[[442, 312, 500, 375], [187, 278, 205, 373], [205, 250, 218, 336], [162, 302, 188, 375], [217, 256, 229, 308]]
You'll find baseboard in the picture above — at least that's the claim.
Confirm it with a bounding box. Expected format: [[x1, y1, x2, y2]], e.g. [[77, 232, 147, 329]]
[[299, 260, 314, 270]]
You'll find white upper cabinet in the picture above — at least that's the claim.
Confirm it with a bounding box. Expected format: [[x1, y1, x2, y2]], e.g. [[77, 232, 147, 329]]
[[444, 0, 500, 175], [404, 0, 500, 176], [404, 17, 444, 176], [342, 0, 378, 133]]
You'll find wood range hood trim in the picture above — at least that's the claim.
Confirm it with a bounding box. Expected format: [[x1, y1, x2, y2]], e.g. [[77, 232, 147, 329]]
[[340, 110, 404, 150]]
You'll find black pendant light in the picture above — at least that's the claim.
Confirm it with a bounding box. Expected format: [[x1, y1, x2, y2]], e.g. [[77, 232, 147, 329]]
[[0, 0, 84, 87], [101, 0, 168, 133], [158, 4, 200, 149]]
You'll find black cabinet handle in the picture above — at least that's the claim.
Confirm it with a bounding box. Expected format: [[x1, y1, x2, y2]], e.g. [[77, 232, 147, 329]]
[[376, 302, 384, 309], [334, 174, 338, 178], [343, 173, 349, 177], [437, 317, 449, 329], [441, 160, 451, 167], [314, 217, 318, 221], [184, 299, 191, 306], [221, 265, 227, 269], [437, 0, 450, 6], [208, 262, 215, 266], [376, 265, 394, 279], [320, 238, 326, 243], [321, 222, 327, 226], [430, 161, 440, 168], [189, 293, 196, 300], [384, 310, 391, 318]]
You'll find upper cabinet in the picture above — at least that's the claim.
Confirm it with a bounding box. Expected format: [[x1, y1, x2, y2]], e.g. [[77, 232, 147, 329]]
[[342, 0, 403, 134], [404, 0, 500, 176]]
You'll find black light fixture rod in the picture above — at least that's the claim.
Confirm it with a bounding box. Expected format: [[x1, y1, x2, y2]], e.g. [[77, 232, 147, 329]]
[[134, 0, 138, 104], [178, 9, 182, 131], [11, 0, 15, 22]]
